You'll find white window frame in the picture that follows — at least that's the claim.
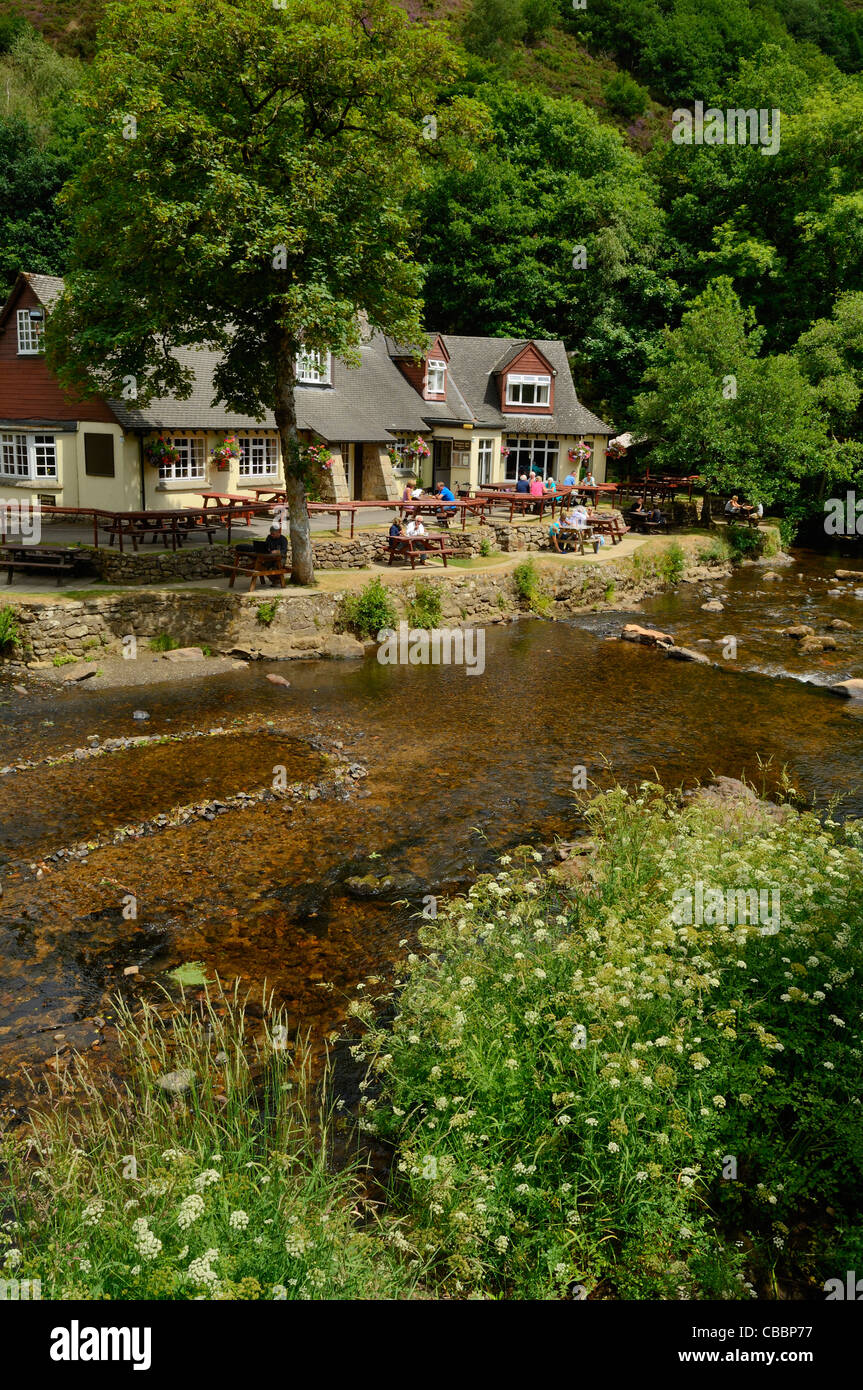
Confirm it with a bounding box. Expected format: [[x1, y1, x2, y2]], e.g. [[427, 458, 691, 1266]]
[[426, 358, 447, 395], [296, 349, 331, 385], [477, 437, 494, 486], [159, 436, 206, 482], [504, 435, 559, 482], [238, 435, 279, 477], [0, 431, 56, 479], [505, 373, 551, 408], [17, 309, 45, 355]]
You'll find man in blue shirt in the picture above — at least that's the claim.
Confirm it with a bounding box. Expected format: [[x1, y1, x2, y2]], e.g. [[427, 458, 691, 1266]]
[[563, 472, 577, 486], [515, 473, 531, 493], [435, 481, 457, 523]]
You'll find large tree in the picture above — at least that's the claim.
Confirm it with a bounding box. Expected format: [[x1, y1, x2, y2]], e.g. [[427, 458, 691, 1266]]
[[47, 0, 478, 583]]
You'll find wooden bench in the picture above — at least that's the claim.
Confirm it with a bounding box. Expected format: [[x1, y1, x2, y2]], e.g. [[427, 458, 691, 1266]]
[[217, 552, 287, 591], [387, 536, 457, 569], [590, 515, 630, 544], [555, 527, 600, 555], [0, 548, 84, 586]]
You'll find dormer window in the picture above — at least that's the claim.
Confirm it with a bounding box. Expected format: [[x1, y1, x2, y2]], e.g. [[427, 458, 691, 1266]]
[[506, 373, 550, 408], [426, 358, 447, 396], [17, 308, 45, 355], [296, 349, 331, 385]]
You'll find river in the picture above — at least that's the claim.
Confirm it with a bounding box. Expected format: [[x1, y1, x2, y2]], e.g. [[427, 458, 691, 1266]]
[[1, 548, 862, 1110]]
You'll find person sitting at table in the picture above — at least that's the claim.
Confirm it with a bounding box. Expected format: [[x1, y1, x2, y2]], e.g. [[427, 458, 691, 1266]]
[[563, 470, 577, 486], [405, 515, 429, 563], [434, 482, 457, 522], [515, 473, 531, 494], [546, 476, 557, 491], [725, 495, 744, 517], [548, 518, 567, 553], [582, 469, 597, 487], [263, 525, 288, 585], [567, 504, 589, 529], [528, 473, 545, 513]]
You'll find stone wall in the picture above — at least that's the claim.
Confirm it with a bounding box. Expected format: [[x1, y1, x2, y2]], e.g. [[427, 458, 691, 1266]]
[[10, 547, 734, 665]]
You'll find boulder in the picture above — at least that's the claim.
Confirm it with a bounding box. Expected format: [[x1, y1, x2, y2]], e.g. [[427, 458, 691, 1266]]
[[828, 618, 853, 630], [265, 673, 291, 687], [835, 570, 863, 580], [783, 625, 815, 639], [700, 599, 724, 612], [762, 572, 781, 582], [620, 624, 674, 647], [162, 647, 205, 662], [799, 636, 835, 654], [321, 633, 366, 660], [830, 679, 863, 698], [61, 662, 98, 683]]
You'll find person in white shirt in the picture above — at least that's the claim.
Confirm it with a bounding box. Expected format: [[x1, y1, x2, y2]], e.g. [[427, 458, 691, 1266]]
[[405, 515, 428, 562]]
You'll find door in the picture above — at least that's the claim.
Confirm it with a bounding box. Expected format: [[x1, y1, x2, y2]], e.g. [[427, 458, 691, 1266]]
[[353, 445, 365, 500], [432, 439, 452, 488]]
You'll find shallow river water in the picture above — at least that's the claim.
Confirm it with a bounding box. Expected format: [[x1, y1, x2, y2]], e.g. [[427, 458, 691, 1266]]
[[1, 548, 862, 1111]]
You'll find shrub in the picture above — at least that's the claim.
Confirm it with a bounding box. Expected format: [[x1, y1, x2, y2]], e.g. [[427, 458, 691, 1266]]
[[513, 558, 551, 616], [256, 600, 278, 627], [603, 71, 650, 119], [658, 540, 685, 585], [0, 604, 21, 655], [362, 785, 863, 1300], [697, 535, 730, 565], [51, 653, 77, 667], [479, 538, 493, 558], [335, 577, 397, 640], [407, 581, 442, 631], [149, 634, 180, 652], [2, 985, 422, 1301], [727, 524, 763, 562]]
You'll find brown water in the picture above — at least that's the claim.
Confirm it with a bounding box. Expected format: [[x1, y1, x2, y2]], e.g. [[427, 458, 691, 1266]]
[[2, 548, 863, 1111]]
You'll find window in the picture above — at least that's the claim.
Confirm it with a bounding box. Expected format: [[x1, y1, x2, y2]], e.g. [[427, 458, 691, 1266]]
[[505, 373, 551, 409], [84, 433, 115, 477], [0, 432, 56, 480], [16, 309, 44, 355], [504, 435, 559, 482], [160, 436, 205, 482], [238, 435, 279, 476], [426, 358, 446, 396], [296, 349, 331, 385], [477, 437, 494, 487]]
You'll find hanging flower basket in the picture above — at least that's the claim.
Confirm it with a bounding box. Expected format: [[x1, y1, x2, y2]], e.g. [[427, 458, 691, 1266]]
[[211, 433, 240, 471], [144, 434, 180, 469], [403, 435, 430, 461]]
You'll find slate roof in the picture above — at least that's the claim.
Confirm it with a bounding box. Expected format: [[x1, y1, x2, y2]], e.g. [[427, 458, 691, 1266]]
[[7, 274, 613, 439]]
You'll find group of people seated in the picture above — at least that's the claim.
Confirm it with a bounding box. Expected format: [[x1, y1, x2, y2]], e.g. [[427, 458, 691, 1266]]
[[725, 495, 763, 520], [514, 469, 598, 496], [629, 498, 666, 527], [400, 481, 457, 522], [389, 514, 431, 562], [549, 503, 592, 552]]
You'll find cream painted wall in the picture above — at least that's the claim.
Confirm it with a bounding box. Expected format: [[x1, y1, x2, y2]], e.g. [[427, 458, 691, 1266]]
[[141, 430, 284, 510]]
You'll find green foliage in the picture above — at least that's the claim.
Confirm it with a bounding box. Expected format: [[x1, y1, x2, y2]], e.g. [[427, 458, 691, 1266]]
[[462, 0, 527, 59], [0, 604, 22, 654], [602, 71, 650, 119], [2, 986, 421, 1300], [658, 540, 685, 584], [51, 652, 77, 666], [697, 535, 731, 565], [335, 577, 398, 640], [513, 558, 551, 615], [149, 634, 180, 652], [407, 580, 442, 631], [255, 600, 278, 627], [479, 537, 493, 557], [726, 524, 763, 561], [362, 786, 863, 1298]]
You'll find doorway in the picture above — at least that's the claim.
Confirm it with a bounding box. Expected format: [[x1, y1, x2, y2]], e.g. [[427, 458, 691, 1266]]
[[353, 445, 365, 500], [432, 439, 452, 488]]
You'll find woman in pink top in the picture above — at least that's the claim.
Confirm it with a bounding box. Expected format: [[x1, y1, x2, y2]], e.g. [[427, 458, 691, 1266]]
[[529, 473, 544, 513]]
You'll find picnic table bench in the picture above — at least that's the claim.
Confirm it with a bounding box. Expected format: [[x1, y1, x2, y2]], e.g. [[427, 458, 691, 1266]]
[[555, 526, 600, 555], [101, 511, 221, 552], [589, 514, 630, 544], [0, 545, 90, 587], [217, 550, 287, 591], [196, 491, 255, 524], [387, 535, 457, 569]]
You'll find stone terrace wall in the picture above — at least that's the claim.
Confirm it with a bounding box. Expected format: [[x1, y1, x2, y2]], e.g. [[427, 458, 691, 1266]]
[[12, 548, 733, 664]]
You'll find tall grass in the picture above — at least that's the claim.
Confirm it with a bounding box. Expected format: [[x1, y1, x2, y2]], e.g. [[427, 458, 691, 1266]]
[[1, 984, 423, 1300]]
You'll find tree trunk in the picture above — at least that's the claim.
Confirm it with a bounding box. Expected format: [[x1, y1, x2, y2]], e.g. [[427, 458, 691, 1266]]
[[274, 330, 315, 586]]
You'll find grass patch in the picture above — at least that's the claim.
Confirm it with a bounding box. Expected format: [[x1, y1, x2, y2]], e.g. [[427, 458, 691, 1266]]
[[1, 985, 422, 1301], [335, 577, 397, 641], [149, 634, 180, 653], [657, 541, 686, 586], [407, 581, 443, 631], [51, 653, 78, 667], [697, 535, 731, 565]]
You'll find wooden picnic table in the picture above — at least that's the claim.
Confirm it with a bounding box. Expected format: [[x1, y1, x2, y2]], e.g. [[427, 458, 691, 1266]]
[[197, 491, 255, 523], [249, 486, 287, 505], [217, 550, 287, 591], [101, 509, 222, 553], [387, 535, 457, 569], [554, 526, 600, 555], [0, 544, 91, 586]]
